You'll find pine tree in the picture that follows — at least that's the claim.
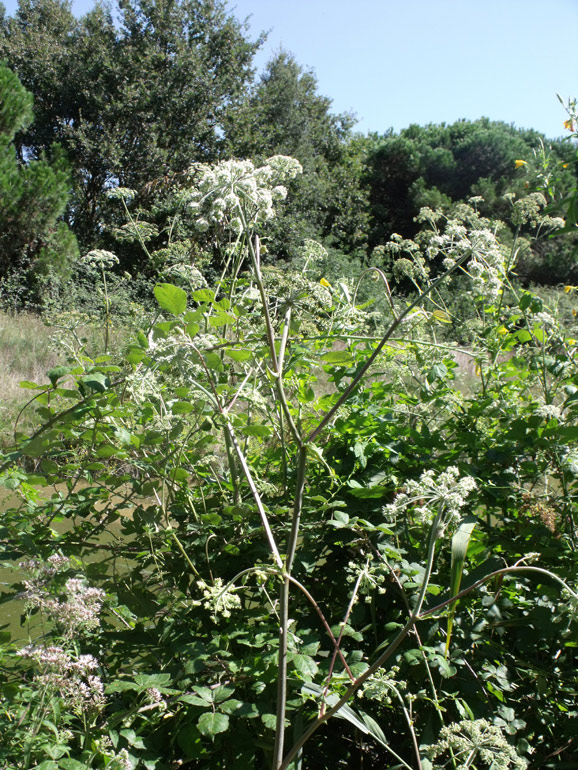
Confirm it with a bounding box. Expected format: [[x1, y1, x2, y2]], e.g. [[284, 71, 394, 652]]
[[0, 64, 77, 306]]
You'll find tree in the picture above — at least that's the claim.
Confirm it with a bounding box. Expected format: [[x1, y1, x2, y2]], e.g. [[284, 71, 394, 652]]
[[366, 119, 562, 248], [225, 51, 369, 260], [0, 63, 77, 306], [0, 0, 261, 253]]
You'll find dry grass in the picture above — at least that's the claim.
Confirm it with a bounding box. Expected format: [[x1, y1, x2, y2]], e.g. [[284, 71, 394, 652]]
[[0, 311, 64, 443]]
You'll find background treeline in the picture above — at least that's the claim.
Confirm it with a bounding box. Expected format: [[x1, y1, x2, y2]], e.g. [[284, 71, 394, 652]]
[[1, 0, 577, 310]]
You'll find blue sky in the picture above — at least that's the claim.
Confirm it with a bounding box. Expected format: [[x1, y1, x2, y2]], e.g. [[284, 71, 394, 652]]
[[3, 0, 577, 139]]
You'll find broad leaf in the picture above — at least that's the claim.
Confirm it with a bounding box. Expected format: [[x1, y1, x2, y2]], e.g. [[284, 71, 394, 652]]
[[197, 712, 229, 738], [154, 283, 187, 315]]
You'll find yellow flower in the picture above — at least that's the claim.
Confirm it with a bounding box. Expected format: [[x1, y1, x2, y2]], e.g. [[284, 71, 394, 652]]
[[514, 159, 527, 168], [562, 163, 569, 168], [564, 285, 576, 293], [320, 277, 331, 288], [564, 119, 575, 132]]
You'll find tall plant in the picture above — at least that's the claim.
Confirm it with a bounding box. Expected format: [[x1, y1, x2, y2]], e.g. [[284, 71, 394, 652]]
[[1, 154, 577, 770]]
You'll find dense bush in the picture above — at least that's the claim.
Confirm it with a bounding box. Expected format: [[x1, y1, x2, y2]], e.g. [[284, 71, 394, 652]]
[[0, 154, 577, 770]]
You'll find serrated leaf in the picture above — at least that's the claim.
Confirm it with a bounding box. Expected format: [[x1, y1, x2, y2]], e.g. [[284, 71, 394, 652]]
[[186, 322, 200, 338], [241, 424, 271, 438], [47, 366, 71, 385], [208, 311, 236, 327], [432, 309, 452, 324], [19, 380, 45, 389], [291, 654, 318, 678], [155, 283, 187, 315], [348, 486, 385, 499], [218, 698, 245, 714], [59, 759, 88, 769], [192, 288, 215, 303], [197, 711, 229, 738], [120, 728, 146, 749], [261, 713, 277, 729], [212, 685, 235, 703], [178, 694, 212, 707]]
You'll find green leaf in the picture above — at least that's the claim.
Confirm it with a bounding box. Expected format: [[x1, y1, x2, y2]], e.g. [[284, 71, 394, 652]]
[[80, 372, 109, 392], [47, 365, 71, 385], [225, 348, 253, 362], [291, 653, 318, 678], [22, 430, 60, 458], [212, 685, 235, 703], [19, 380, 45, 390], [241, 424, 271, 438], [446, 514, 477, 656], [171, 401, 195, 414], [178, 694, 212, 707], [261, 713, 278, 730], [197, 711, 229, 738], [120, 728, 147, 749], [362, 713, 388, 748], [321, 350, 354, 365], [155, 283, 187, 315], [348, 485, 386, 499], [208, 310, 237, 327], [186, 322, 200, 338], [192, 288, 215, 303], [302, 682, 368, 735]]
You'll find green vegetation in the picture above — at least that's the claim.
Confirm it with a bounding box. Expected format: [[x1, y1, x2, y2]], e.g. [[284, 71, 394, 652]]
[[0, 1, 577, 769]]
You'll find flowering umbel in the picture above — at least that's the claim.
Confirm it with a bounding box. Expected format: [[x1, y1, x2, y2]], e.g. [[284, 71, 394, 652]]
[[426, 719, 528, 769], [186, 155, 302, 234], [383, 466, 477, 534]]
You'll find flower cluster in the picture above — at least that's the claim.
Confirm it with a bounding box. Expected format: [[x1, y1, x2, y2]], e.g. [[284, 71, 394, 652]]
[[358, 667, 406, 705], [19, 553, 69, 579], [383, 466, 477, 533], [81, 249, 120, 270], [385, 204, 511, 302], [534, 403, 563, 422], [19, 644, 105, 712], [24, 575, 105, 638], [345, 559, 387, 603], [299, 238, 328, 273], [422, 211, 506, 301], [192, 577, 241, 621], [187, 155, 302, 233], [426, 718, 528, 769]]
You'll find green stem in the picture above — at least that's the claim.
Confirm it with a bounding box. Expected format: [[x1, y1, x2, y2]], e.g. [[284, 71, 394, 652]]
[[278, 512, 443, 770], [306, 250, 472, 444]]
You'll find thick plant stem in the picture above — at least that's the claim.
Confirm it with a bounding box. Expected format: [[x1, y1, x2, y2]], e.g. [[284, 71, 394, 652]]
[[222, 427, 241, 504], [278, 514, 442, 770], [272, 445, 308, 770], [225, 421, 283, 570]]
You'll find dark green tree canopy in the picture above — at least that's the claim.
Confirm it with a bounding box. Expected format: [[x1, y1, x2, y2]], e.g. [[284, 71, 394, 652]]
[[226, 52, 369, 260], [366, 118, 565, 247], [0, 0, 261, 248], [0, 63, 77, 303]]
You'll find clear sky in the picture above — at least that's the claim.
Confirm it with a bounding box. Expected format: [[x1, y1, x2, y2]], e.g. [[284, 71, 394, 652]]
[[3, 0, 577, 139]]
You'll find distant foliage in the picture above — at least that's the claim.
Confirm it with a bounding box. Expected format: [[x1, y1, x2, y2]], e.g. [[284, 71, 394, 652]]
[[0, 64, 77, 308]]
